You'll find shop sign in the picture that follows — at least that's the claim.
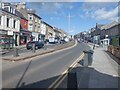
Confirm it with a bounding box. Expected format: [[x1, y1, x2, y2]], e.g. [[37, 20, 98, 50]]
[[8, 31, 13, 35], [0, 30, 7, 35]]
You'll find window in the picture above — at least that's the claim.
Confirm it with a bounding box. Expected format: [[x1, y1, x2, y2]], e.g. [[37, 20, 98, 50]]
[[38, 26, 40, 28], [0, 3, 1, 9], [29, 24, 33, 31], [7, 18, 9, 27], [0, 16, 1, 25], [13, 20, 16, 28], [29, 15, 33, 20], [35, 18, 37, 22], [24, 21, 27, 25]]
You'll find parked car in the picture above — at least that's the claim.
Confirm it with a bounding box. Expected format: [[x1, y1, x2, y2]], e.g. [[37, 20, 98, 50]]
[[26, 41, 44, 50], [48, 37, 55, 44], [60, 39, 66, 44]]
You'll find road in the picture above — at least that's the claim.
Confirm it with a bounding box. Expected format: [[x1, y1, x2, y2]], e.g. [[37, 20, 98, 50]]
[[2, 42, 90, 88], [1, 44, 57, 57]]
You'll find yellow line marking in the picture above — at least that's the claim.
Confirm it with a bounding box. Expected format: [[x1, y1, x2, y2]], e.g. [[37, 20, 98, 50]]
[[48, 53, 84, 89]]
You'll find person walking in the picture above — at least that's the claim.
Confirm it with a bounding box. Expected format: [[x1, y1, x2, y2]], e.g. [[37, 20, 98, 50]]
[[93, 44, 95, 50]]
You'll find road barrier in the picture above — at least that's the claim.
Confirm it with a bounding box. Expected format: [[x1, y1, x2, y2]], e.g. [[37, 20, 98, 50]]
[[108, 45, 120, 59]]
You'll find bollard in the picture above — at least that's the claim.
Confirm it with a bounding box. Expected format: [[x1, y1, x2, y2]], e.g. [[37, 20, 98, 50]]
[[32, 44, 36, 53], [13, 48, 19, 57]]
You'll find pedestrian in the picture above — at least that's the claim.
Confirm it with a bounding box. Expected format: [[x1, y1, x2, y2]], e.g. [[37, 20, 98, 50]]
[[93, 44, 95, 50]]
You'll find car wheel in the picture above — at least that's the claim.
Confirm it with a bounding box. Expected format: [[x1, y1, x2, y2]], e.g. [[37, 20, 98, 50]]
[[27, 48, 30, 50]]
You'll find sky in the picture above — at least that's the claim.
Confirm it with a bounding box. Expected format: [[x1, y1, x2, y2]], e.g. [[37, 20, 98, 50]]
[[3, 0, 120, 35]]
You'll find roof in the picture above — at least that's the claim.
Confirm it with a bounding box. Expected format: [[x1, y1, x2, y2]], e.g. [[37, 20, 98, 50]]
[[41, 21, 53, 28], [1, 9, 19, 17], [27, 9, 42, 19], [96, 24, 104, 29], [15, 10, 27, 20], [41, 21, 49, 26], [101, 21, 118, 30], [54, 28, 61, 33]]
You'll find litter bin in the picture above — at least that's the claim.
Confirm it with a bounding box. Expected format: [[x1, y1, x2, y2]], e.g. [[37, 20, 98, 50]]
[[88, 50, 94, 65], [83, 50, 94, 67]]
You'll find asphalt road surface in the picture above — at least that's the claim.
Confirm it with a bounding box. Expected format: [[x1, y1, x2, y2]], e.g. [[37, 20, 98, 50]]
[[2, 42, 90, 88]]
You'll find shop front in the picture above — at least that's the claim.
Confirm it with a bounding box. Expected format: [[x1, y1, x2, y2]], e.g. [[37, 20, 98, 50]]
[[38, 34, 45, 42], [20, 30, 32, 45], [0, 30, 13, 49]]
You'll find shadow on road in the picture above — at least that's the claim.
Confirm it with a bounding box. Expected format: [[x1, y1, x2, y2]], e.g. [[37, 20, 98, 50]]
[[10, 66, 120, 90]]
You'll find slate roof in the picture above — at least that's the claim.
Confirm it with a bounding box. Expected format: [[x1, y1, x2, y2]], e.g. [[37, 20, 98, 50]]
[[15, 10, 27, 20], [101, 21, 118, 30]]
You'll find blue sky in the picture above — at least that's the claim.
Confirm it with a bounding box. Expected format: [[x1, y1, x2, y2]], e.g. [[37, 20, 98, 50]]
[[25, 2, 119, 35], [5, 0, 119, 35]]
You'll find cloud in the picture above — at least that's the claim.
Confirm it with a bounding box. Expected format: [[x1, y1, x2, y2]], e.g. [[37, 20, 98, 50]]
[[3, 0, 120, 2], [5, 0, 81, 2], [92, 6, 118, 21], [84, 0, 119, 2], [80, 2, 119, 22], [27, 2, 64, 15], [81, 2, 117, 12]]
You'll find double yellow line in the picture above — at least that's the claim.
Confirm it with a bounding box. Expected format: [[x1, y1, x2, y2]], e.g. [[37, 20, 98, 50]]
[[48, 53, 84, 90]]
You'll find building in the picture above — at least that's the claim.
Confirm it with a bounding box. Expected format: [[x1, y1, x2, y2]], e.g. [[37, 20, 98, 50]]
[[27, 9, 42, 41], [46, 23, 55, 40], [59, 29, 68, 39], [40, 21, 47, 41], [101, 21, 120, 46], [14, 2, 32, 45], [0, 2, 20, 49], [91, 23, 104, 44], [53, 27, 61, 41]]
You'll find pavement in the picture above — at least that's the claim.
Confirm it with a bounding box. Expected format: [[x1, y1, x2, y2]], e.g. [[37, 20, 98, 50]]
[[59, 43, 120, 89], [1, 43, 61, 61], [0, 44, 58, 56], [0, 45, 26, 55]]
